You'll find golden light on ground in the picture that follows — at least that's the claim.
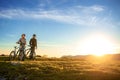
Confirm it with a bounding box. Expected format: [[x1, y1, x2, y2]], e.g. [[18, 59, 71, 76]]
[[78, 33, 117, 56]]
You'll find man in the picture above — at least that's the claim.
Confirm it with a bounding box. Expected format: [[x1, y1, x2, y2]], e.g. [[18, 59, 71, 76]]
[[17, 34, 26, 61], [29, 34, 37, 59]]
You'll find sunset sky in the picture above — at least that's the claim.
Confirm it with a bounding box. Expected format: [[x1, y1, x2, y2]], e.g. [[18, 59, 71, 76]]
[[0, 0, 120, 57]]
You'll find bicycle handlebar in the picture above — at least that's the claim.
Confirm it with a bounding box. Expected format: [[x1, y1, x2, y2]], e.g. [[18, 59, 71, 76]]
[[14, 46, 19, 49]]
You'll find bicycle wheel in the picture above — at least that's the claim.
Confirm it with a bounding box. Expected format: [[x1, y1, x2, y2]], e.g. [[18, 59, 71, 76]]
[[18, 51, 24, 61], [26, 50, 30, 58], [9, 51, 15, 60]]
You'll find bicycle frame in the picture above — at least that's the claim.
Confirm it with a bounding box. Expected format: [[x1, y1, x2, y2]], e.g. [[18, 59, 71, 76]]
[[14, 46, 20, 57]]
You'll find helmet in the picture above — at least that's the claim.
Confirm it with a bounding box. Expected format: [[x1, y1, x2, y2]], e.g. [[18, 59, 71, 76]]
[[33, 34, 36, 37]]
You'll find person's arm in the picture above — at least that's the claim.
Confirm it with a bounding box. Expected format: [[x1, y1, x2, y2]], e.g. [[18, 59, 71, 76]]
[[35, 39, 37, 49], [16, 38, 21, 44], [25, 39, 26, 45]]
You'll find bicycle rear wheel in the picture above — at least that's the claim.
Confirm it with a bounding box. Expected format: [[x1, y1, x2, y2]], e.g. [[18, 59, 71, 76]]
[[9, 51, 15, 60]]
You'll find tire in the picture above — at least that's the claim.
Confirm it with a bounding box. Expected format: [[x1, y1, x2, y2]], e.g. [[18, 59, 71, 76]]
[[9, 51, 15, 61]]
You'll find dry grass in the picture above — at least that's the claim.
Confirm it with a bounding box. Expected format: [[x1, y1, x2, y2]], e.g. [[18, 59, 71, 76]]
[[0, 56, 120, 80]]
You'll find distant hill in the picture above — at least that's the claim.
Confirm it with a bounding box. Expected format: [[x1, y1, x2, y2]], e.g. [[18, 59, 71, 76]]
[[61, 54, 120, 60]]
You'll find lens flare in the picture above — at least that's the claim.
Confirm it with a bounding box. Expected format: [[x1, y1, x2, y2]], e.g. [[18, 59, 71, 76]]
[[78, 33, 117, 56]]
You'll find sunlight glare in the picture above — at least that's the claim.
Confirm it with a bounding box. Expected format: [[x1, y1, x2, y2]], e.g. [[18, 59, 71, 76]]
[[78, 33, 117, 56]]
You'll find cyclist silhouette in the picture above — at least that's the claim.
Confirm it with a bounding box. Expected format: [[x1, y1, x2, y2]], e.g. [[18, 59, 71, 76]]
[[29, 34, 37, 59], [16, 34, 26, 60]]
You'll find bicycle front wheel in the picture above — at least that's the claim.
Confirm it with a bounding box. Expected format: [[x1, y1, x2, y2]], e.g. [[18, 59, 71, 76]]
[[26, 50, 31, 58], [9, 51, 15, 61]]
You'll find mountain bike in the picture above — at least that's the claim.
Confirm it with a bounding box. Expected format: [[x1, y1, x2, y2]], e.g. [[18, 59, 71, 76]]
[[9, 46, 25, 61], [25, 45, 36, 60]]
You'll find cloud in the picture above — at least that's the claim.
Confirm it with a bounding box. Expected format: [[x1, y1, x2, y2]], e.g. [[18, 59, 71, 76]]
[[0, 9, 27, 19], [75, 5, 104, 14], [90, 5, 104, 12], [0, 5, 115, 28]]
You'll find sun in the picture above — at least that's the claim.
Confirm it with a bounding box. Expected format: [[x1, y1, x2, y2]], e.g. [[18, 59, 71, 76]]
[[78, 33, 116, 56]]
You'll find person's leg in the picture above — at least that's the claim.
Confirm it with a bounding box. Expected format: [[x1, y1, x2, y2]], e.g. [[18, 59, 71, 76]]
[[20, 46, 25, 61], [19, 46, 25, 61], [22, 47, 25, 61], [19, 49, 24, 61], [31, 47, 35, 59], [30, 47, 33, 59], [33, 47, 35, 59], [18, 46, 22, 60]]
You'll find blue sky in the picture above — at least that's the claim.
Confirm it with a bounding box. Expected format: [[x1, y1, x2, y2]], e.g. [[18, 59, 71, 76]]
[[0, 0, 120, 57]]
